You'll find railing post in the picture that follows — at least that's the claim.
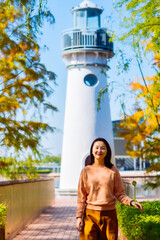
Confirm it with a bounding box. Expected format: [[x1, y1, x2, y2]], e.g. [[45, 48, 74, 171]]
[[132, 181, 137, 199]]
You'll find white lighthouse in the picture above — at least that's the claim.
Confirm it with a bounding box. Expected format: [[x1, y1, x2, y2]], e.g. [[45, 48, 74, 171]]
[[60, 0, 114, 192]]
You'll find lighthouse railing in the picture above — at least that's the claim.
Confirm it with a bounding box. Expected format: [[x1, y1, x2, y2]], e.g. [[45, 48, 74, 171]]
[[62, 28, 113, 52]]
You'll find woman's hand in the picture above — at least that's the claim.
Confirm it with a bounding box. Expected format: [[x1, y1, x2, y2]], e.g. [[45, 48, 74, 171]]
[[76, 217, 84, 232], [131, 201, 143, 210]]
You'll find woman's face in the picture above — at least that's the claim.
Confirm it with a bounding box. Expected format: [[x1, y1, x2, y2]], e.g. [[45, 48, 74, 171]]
[[92, 141, 107, 162]]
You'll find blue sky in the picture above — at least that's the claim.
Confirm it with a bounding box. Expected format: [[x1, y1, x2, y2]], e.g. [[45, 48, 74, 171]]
[[39, 0, 153, 156]]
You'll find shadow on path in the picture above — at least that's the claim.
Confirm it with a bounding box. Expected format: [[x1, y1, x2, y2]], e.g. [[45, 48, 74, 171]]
[[12, 198, 79, 240]]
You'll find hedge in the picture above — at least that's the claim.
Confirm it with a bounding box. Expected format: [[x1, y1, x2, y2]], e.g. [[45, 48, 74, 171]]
[[0, 203, 7, 228], [36, 169, 52, 174], [117, 200, 160, 240]]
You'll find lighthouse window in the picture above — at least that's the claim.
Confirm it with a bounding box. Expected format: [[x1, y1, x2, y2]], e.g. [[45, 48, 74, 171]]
[[84, 74, 98, 87], [87, 10, 100, 28], [75, 10, 86, 28]]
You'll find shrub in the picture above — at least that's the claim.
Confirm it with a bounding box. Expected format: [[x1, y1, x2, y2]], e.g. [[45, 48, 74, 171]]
[[40, 155, 61, 164], [36, 169, 52, 174], [117, 200, 160, 240], [0, 203, 7, 228]]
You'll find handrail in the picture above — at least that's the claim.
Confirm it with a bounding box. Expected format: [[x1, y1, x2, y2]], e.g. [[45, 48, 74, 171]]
[[62, 27, 111, 34], [0, 177, 54, 186]]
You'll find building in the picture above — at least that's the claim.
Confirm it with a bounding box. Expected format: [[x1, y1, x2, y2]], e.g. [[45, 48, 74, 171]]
[[112, 120, 149, 171]]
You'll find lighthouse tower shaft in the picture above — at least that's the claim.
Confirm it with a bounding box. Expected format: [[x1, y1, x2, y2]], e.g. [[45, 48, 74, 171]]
[[60, 0, 114, 191]]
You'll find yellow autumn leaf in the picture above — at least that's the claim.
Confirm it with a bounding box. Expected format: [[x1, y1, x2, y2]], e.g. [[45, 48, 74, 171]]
[[130, 82, 145, 91], [23, 110, 27, 115]]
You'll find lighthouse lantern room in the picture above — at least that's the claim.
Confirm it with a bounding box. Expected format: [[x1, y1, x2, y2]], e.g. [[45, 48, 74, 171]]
[[60, 0, 114, 192]]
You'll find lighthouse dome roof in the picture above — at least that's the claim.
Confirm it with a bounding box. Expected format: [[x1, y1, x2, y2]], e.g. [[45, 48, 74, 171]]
[[72, 0, 103, 12]]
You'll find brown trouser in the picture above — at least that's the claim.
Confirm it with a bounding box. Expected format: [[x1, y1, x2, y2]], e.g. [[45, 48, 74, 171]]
[[79, 209, 118, 240]]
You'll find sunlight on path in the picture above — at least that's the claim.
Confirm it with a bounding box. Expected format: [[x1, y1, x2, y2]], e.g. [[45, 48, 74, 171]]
[[12, 198, 79, 240]]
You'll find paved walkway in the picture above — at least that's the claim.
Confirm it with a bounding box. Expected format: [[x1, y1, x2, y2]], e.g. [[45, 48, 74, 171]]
[[12, 198, 79, 240], [12, 196, 158, 240]]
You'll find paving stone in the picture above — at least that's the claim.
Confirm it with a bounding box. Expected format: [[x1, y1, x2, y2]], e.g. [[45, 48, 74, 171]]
[[12, 198, 79, 240]]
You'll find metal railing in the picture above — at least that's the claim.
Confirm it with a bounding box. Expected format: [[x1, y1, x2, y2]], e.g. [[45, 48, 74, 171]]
[[62, 28, 113, 52], [122, 175, 160, 200]]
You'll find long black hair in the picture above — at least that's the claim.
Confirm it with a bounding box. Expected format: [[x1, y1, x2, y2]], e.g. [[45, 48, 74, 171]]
[[90, 137, 113, 169]]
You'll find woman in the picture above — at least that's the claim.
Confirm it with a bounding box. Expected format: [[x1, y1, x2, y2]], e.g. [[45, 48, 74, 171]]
[[76, 138, 143, 240]]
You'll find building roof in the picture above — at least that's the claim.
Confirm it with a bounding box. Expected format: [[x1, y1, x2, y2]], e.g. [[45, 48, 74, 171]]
[[72, 0, 103, 13]]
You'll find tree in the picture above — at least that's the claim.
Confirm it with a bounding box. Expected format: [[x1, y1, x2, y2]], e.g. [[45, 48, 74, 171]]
[[111, 0, 160, 188], [0, 0, 57, 157], [114, 0, 159, 53], [117, 54, 160, 188], [40, 155, 61, 164], [0, 155, 39, 180]]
